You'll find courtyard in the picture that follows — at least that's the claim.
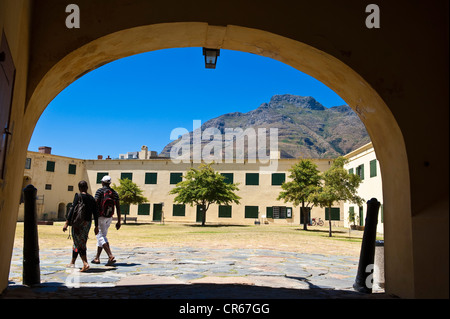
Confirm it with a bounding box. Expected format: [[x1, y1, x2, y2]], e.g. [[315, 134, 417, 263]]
[[3, 222, 388, 299]]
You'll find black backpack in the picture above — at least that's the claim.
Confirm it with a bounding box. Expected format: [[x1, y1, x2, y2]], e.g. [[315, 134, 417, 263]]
[[68, 193, 86, 227]]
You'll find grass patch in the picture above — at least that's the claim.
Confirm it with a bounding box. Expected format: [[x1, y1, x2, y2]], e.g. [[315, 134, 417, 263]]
[[13, 222, 379, 257]]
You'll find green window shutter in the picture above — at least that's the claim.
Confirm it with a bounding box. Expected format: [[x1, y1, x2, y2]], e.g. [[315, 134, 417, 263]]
[[68, 164, 76, 175], [325, 207, 340, 221], [246, 173, 259, 185], [266, 206, 273, 218], [121, 172, 133, 181], [145, 172, 157, 184], [97, 172, 109, 184], [170, 172, 183, 184], [359, 206, 364, 226], [120, 204, 130, 215], [245, 206, 259, 218], [349, 168, 354, 175], [221, 173, 233, 184], [46, 161, 55, 172], [138, 203, 150, 215], [218, 205, 232, 218], [271, 173, 285, 185], [370, 159, 377, 178], [173, 204, 186, 216]]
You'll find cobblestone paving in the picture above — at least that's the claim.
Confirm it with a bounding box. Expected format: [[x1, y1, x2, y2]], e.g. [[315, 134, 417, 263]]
[[3, 246, 389, 299]]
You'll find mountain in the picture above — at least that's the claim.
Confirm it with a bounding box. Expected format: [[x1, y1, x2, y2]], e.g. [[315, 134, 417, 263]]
[[159, 94, 371, 159]]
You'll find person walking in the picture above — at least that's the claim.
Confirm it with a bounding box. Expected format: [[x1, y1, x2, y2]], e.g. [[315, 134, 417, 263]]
[[92, 175, 121, 266], [63, 180, 99, 272]]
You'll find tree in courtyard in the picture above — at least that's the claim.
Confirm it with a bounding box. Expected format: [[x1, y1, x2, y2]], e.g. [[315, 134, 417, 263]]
[[311, 156, 364, 237], [277, 159, 321, 230], [113, 178, 148, 224], [169, 163, 241, 226]]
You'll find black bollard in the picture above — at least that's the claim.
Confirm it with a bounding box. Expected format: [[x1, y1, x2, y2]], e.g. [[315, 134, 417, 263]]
[[22, 184, 40, 286], [353, 198, 380, 293]]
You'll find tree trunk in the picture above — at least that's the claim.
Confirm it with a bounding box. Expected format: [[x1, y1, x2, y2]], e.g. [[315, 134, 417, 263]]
[[201, 204, 206, 226], [301, 202, 308, 231], [328, 205, 332, 237]]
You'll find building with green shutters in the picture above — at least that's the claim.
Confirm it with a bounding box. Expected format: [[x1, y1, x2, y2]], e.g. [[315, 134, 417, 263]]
[[344, 142, 384, 234], [20, 145, 382, 228]]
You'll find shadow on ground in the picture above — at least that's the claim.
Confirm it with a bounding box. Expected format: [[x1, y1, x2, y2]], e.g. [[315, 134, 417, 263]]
[[1, 282, 393, 299]]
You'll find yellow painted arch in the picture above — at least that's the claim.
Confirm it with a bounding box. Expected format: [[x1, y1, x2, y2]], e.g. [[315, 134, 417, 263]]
[[22, 22, 413, 297]]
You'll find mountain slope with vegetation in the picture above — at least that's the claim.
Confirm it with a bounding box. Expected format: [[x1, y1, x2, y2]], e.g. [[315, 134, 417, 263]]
[[160, 94, 370, 159]]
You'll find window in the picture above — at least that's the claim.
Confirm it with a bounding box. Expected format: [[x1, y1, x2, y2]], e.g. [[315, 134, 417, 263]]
[[271, 173, 285, 185], [46, 161, 55, 172], [45, 184, 52, 190], [68, 185, 74, 191], [173, 204, 186, 216], [68, 164, 76, 175], [272, 206, 292, 219], [218, 205, 232, 218], [221, 173, 233, 184], [25, 158, 32, 169], [246, 173, 259, 185], [138, 203, 150, 215], [96, 172, 109, 184], [356, 164, 364, 180], [325, 207, 341, 221], [121, 172, 133, 181], [245, 206, 259, 218], [348, 168, 354, 175], [370, 159, 377, 178], [170, 172, 182, 184], [349, 206, 355, 223], [145, 172, 157, 184]]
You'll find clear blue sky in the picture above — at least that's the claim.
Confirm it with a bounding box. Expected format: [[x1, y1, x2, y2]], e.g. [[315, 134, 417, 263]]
[[29, 48, 347, 159]]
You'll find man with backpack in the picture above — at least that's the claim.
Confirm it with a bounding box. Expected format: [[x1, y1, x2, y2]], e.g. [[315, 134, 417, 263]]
[[92, 175, 121, 266]]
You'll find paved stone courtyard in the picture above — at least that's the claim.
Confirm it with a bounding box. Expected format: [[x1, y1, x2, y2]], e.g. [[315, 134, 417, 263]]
[[3, 245, 388, 299]]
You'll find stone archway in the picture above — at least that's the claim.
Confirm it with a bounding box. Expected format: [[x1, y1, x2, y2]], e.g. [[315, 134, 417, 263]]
[[17, 23, 413, 297]]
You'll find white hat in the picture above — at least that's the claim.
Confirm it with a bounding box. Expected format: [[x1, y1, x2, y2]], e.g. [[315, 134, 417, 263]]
[[101, 175, 111, 183]]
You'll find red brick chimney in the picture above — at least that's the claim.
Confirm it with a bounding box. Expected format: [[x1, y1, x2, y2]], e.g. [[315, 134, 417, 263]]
[[97, 155, 103, 160], [38, 146, 51, 154]]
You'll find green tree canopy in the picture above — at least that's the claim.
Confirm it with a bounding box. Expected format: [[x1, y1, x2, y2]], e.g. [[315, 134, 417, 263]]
[[277, 159, 321, 230], [311, 156, 364, 237], [169, 163, 241, 226], [113, 178, 149, 222]]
